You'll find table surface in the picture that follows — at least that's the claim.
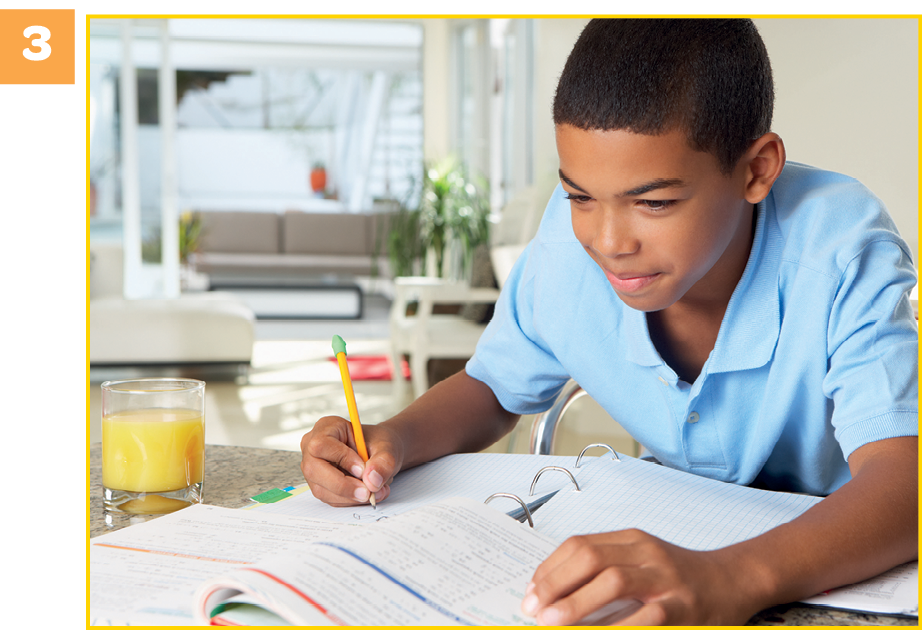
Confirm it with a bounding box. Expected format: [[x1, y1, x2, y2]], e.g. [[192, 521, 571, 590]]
[[89, 443, 914, 626], [89, 442, 306, 536]]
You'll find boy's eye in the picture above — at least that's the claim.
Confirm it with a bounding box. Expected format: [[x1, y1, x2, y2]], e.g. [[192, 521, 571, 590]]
[[639, 199, 675, 212], [564, 192, 593, 204]]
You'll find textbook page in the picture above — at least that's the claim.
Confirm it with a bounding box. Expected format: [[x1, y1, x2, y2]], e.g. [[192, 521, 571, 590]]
[[249, 452, 586, 523], [800, 561, 918, 617], [89, 503, 358, 626], [196, 497, 577, 625]]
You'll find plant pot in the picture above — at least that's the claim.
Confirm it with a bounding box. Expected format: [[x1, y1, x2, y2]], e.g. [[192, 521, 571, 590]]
[[309, 167, 327, 194]]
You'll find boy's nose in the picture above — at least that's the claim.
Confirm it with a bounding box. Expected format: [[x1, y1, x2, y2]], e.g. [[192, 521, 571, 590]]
[[592, 213, 639, 258]]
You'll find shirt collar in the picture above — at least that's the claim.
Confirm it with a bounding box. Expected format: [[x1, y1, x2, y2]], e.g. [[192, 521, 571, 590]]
[[708, 198, 781, 373], [622, 198, 781, 374]]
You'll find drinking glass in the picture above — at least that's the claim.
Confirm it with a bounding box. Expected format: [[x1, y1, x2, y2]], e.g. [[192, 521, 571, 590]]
[[101, 378, 205, 514]]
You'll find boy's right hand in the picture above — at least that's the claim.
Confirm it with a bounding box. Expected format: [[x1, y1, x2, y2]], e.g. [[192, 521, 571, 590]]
[[299, 415, 404, 507]]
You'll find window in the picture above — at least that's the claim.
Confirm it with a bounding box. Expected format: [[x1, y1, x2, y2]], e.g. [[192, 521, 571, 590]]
[[89, 18, 425, 229]]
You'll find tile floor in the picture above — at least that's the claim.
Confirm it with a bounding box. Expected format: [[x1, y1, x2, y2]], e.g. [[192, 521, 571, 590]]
[[88, 293, 638, 458]]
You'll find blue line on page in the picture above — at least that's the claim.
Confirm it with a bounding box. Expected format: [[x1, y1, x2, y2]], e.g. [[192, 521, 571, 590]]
[[315, 542, 474, 625]]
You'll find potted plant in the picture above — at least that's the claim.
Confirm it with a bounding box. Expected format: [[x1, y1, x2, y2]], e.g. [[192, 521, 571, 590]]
[[381, 201, 424, 279], [179, 211, 203, 264], [417, 156, 491, 281]]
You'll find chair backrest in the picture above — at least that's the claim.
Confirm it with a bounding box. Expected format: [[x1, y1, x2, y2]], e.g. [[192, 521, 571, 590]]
[[489, 244, 526, 290], [488, 183, 556, 288]]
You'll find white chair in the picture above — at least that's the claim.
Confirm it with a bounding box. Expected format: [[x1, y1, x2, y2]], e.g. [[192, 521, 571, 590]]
[[389, 276, 500, 401]]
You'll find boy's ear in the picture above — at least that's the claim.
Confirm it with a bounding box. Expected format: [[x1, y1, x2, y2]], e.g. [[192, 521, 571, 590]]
[[741, 133, 786, 204]]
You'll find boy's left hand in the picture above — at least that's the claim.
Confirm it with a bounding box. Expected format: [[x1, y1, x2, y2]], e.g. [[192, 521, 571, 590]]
[[521, 528, 756, 625]]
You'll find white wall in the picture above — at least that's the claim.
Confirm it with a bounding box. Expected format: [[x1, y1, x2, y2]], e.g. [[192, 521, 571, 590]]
[[754, 18, 918, 263], [530, 19, 589, 196]]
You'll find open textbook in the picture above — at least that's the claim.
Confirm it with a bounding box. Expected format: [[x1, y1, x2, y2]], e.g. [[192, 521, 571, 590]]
[[89, 450, 918, 625]]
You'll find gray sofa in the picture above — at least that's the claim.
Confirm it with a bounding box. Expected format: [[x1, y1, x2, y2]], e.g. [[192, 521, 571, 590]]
[[190, 210, 393, 287]]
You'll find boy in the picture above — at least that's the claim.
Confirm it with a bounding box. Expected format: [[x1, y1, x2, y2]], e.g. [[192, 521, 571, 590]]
[[300, 19, 918, 625]]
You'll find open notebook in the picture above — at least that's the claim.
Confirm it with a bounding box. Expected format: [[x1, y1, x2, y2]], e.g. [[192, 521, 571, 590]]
[[486, 449, 918, 617], [89, 446, 918, 625]]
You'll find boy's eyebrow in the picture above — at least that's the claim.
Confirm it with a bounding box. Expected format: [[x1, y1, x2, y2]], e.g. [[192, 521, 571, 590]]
[[620, 178, 687, 196], [558, 170, 588, 193], [559, 170, 688, 197]]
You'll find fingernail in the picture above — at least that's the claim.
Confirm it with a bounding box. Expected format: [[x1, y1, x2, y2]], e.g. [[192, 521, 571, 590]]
[[521, 594, 539, 616], [525, 581, 535, 595], [368, 470, 384, 490], [351, 464, 364, 478], [354, 486, 369, 502], [537, 606, 562, 626], [535, 606, 561, 626]]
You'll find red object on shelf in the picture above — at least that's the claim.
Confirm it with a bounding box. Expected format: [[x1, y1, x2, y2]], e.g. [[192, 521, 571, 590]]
[[310, 167, 327, 193]]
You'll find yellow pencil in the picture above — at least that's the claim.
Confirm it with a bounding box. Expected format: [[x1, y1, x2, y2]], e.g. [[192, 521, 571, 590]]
[[332, 335, 375, 508]]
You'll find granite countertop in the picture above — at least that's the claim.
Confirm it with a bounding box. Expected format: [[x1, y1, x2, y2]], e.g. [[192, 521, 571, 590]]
[[88, 443, 915, 626], [89, 442, 305, 537]]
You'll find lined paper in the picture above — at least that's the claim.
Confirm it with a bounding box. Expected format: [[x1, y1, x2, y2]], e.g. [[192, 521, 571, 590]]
[[534, 455, 822, 547]]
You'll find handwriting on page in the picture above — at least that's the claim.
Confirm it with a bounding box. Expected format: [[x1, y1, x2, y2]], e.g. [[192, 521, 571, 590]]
[[253, 452, 580, 523]]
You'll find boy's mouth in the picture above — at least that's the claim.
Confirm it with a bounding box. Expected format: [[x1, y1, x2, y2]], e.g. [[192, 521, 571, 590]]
[[604, 269, 661, 293]]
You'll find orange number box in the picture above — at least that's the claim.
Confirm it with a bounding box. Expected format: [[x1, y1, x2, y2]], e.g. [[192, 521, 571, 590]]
[[0, 9, 74, 84]]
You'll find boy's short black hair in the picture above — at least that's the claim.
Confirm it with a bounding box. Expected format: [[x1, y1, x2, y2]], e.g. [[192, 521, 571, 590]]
[[553, 18, 774, 174]]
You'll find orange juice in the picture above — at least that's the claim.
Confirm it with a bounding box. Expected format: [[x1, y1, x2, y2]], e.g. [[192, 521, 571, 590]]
[[102, 408, 204, 493]]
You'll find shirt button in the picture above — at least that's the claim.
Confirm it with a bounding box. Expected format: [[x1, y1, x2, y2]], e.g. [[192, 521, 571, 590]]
[[658, 377, 668, 385], [687, 412, 700, 424]]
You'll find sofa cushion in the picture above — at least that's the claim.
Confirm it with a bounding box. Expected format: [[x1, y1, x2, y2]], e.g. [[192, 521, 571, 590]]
[[90, 293, 255, 364], [199, 211, 280, 254], [283, 211, 372, 256]]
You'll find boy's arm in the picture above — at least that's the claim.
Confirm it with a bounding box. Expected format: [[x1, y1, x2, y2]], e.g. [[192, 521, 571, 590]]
[[300, 370, 520, 506], [522, 435, 917, 625]]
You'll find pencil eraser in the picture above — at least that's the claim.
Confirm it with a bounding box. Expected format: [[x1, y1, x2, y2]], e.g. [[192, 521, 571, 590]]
[[332, 335, 347, 356]]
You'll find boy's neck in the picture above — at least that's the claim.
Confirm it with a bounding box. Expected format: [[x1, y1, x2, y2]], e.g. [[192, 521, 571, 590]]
[[646, 203, 757, 383], [646, 301, 727, 383]]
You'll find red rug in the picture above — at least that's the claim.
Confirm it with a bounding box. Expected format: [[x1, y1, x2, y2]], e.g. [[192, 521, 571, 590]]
[[329, 355, 411, 381]]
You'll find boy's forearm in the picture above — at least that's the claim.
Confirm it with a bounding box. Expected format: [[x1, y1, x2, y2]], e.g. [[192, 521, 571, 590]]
[[717, 436, 918, 616], [383, 370, 521, 469]]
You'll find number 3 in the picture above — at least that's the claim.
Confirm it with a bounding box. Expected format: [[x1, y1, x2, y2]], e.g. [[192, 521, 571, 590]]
[[23, 25, 52, 61]]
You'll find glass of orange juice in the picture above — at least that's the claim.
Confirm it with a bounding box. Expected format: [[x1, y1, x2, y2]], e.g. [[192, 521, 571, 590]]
[[101, 378, 205, 514]]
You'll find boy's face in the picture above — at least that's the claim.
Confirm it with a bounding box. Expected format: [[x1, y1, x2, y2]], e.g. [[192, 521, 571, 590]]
[[556, 124, 755, 313]]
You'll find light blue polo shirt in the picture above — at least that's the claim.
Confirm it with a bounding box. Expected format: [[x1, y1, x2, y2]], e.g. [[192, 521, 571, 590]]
[[466, 162, 918, 496]]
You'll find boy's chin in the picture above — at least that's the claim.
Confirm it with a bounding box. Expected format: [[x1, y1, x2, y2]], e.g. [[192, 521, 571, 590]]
[[611, 289, 677, 313]]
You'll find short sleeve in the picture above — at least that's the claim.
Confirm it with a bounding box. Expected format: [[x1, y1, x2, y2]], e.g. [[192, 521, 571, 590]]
[[823, 239, 919, 459], [465, 243, 572, 415]]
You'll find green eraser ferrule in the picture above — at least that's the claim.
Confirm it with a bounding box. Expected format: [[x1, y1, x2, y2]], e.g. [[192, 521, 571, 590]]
[[332, 335, 347, 356]]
